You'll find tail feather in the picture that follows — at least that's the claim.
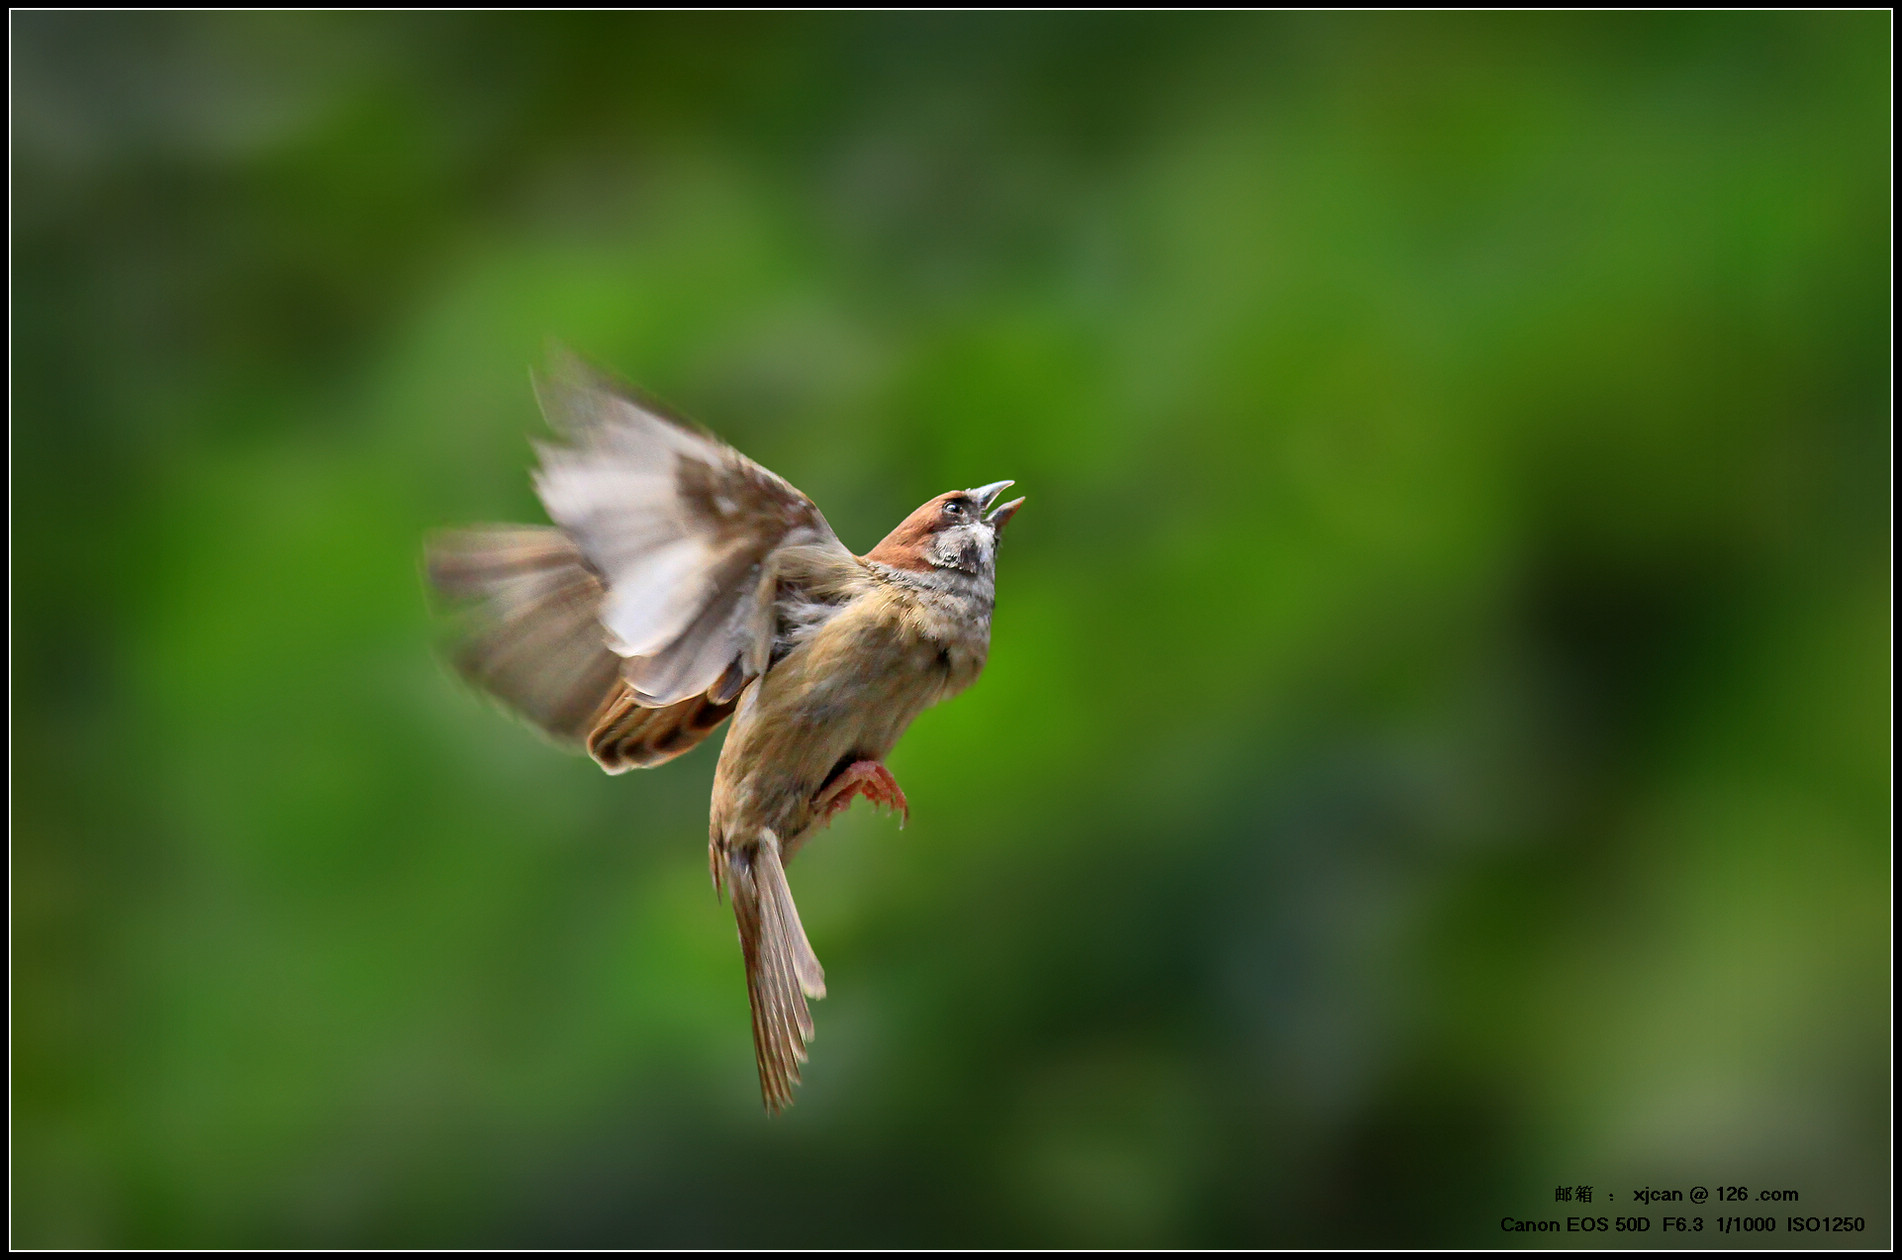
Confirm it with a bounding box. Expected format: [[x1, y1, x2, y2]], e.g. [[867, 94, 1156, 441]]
[[732, 831, 826, 1113], [759, 837, 826, 1004]]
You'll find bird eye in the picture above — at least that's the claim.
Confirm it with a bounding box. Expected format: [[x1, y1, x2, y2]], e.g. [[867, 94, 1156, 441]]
[[942, 500, 966, 518]]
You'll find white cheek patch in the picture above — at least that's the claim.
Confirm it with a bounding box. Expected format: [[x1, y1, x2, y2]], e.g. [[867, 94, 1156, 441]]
[[924, 524, 999, 575]]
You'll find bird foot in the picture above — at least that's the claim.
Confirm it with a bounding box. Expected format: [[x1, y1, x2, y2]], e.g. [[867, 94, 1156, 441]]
[[816, 760, 909, 829]]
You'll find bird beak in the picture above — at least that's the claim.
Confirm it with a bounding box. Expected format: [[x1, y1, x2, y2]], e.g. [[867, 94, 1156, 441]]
[[969, 480, 1015, 511], [968, 480, 1023, 533], [986, 496, 1025, 534]]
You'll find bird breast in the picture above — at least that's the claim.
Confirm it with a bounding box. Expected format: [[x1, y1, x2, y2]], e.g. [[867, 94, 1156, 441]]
[[709, 574, 992, 843]]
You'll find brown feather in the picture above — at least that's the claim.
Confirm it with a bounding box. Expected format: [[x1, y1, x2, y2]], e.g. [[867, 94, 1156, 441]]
[[587, 688, 738, 772]]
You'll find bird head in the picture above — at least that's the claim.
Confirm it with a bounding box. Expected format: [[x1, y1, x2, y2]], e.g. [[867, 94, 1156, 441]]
[[865, 480, 1024, 575]]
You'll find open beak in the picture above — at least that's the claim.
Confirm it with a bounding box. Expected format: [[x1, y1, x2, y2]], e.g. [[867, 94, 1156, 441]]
[[970, 480, 1014, 510], [969, 480, 1024, 533]]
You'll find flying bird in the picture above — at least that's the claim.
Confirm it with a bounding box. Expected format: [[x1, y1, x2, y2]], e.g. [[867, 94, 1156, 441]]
[[425, 356, 1023, 1113]]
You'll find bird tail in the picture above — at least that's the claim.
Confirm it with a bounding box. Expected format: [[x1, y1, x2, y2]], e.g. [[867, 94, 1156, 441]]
[[727, 829, 827, 1114]]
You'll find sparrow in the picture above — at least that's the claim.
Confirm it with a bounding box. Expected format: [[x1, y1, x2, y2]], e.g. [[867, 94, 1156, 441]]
[[425, 355, 1023, 1113]]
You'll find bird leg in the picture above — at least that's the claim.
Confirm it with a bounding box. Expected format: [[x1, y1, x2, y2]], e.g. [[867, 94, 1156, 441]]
[[814, 760, 909, 829]]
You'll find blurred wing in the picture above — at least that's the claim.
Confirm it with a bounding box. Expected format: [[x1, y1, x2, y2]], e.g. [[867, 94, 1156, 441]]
[[531, 355, 856, 709], [424, 526, 623, 743], [426, 526, 745, 768]]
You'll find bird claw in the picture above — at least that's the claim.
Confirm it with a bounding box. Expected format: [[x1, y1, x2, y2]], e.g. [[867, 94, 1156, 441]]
[[816, 760, 910, 829]]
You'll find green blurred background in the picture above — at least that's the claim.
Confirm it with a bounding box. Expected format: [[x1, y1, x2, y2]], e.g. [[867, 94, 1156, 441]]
[[12, 12, 1889, 1248]]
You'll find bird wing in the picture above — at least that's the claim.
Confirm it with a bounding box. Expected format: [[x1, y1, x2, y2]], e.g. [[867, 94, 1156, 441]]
[[425, 524, 740, 766], [530, 354, 859, 713], [585, 686, 737, 772], [425, 525, 625, 743]]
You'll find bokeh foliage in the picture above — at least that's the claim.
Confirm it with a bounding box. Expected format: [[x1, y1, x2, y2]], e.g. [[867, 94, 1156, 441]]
[[12, 12, 1888, 1247]]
